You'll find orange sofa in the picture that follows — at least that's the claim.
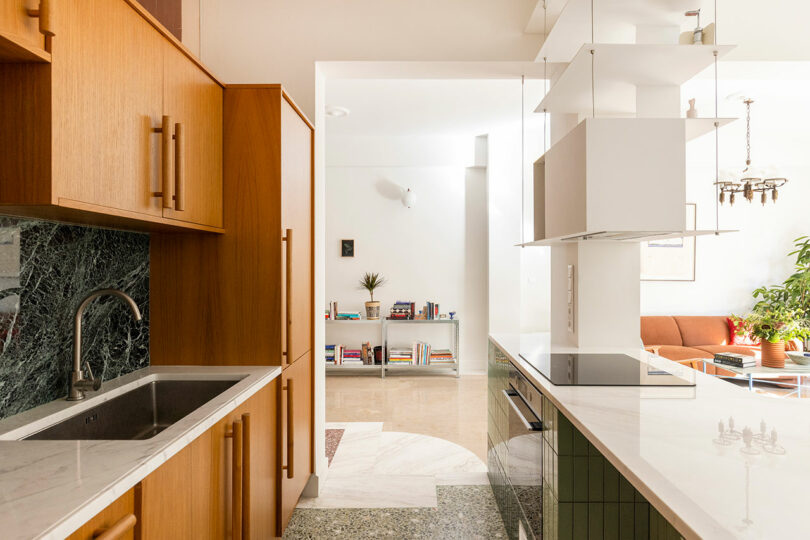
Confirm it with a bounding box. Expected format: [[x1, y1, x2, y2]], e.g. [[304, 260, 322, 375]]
[[641, 316, 768, 375]]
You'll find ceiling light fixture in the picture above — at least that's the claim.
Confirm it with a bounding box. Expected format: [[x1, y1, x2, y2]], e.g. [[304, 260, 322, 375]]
[[402, 188, 416, 209], [325, 105, 350, 118], [715, 98, 788, 206]]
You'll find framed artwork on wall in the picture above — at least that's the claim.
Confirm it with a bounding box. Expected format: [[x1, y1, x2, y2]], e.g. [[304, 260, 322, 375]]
[[640, 203, 696, 282], [341, 239, 355, 257]]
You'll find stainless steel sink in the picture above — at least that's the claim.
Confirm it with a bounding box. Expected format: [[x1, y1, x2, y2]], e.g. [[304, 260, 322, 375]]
[[25, 380, 237, 440]]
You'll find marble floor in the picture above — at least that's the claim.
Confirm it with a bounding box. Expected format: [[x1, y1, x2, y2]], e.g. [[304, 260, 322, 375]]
[[284, 375, 503, 538], [325, 375, 488, 461]]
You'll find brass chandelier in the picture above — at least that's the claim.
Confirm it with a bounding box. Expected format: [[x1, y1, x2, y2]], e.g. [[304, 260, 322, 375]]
[[715, 99, 787, 206]]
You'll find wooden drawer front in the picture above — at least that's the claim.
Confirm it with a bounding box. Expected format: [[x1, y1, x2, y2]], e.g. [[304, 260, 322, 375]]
[[66, 489, 136, 540]]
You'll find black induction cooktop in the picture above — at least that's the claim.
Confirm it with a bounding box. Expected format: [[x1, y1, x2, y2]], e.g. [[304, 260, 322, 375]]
[[519, 352, 695, 386]]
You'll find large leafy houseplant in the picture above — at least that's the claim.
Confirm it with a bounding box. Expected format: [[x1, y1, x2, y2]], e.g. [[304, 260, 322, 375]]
[[749, 236, 810, 348], [731, 309, 807, 344]]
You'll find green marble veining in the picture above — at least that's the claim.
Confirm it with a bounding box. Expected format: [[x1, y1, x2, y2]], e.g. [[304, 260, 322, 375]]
[[0, 216, 149, 419]]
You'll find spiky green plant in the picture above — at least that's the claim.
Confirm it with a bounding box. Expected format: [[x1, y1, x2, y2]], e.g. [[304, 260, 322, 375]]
[[359, 272, 386, 302]]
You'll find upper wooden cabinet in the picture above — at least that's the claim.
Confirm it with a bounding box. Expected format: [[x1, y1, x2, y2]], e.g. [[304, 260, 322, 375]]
[[151, 85, 314, 366], [0, 0, 50, 62], [0, 0, 224, 232]]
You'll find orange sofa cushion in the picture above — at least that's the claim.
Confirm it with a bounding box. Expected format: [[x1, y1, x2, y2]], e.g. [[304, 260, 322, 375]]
[[673, 316, 731, 347], [648, 345, 712, 361], [640, 316, 683, 347]]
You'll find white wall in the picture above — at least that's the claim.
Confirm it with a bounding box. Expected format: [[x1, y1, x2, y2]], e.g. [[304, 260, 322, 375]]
[[198, 0, 541, 118], [641, 62, 810, 316], [325, 135, 489, 372]]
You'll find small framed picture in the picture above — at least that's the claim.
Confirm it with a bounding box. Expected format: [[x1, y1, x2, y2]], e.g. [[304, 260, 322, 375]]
[[341, 239, 354, 257]]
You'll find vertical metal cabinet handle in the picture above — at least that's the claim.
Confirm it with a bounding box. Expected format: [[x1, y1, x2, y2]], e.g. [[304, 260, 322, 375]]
[[174, 122, 185, 211], [227, 419, 244, 540], [282, 379, 294, 479], [152, 116, 174, 209], [26, 0, 55, 53], [91, 514, 137, 539], [503, 390, 543, 432], [241, 413, 251, 540], [282, 229, 293, 362]]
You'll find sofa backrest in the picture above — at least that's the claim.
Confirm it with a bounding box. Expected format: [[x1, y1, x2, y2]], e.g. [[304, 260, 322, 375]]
[[640, 316, 683, 346], [672, 316, 731, 346]]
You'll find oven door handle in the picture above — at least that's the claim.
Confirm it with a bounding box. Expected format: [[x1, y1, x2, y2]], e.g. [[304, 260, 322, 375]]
[[503, 389, 544, 432]]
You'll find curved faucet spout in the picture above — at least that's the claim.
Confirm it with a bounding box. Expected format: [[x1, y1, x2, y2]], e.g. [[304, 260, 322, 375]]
[[70, 288, 142, 401]]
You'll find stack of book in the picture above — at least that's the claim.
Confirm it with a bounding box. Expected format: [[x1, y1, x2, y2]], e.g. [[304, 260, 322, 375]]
[[361, 342, 374, 365], [412, 341, 431, 365], [423, 301, 439, 320], [714, 352, 756, 368], [429, 348, 454, 364], [388, 347, 413, 365], [389, 301, 413, 320], [342, 348, 363, 365], [337, 312, 361, 320], [326, 344, 345, 365]]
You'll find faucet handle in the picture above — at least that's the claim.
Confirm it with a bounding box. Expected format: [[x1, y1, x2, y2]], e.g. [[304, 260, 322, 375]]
[[82, 361, 102, 391]]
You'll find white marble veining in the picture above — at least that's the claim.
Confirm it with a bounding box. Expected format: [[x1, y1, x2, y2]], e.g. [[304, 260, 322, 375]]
[[300, 422, 486, 509], [491, 332, 810, 540], [0, 365, 282, 540]]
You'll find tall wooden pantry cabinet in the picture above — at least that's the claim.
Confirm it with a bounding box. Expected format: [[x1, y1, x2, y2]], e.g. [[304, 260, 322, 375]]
[[151, 85, 314, 536]]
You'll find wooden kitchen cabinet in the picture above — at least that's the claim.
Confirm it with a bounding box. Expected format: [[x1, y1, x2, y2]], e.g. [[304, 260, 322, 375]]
[[0, 0, 224, 232], [138, 382, 278, 539], [279, 351, 313, 535], [0, 0, 50, 62], [66, 489, 137, 540]]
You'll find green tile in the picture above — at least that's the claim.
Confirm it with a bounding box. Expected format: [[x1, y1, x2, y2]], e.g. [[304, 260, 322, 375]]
[[573, 425, 589, 456], [634, 503, 649, 540], [588, 503, 604, 540], [650, 506, 659, 540], [559, 455, 573, 501], [619, 475, 635, 502], [558, 413, 574, 456], [619, 503, 635, 540], [588, 455, 604, 502], [667, 521, 682, 540], [603, 461, 619, 503], [573, 456, 589, 502], [634, 488, 647, 504], [603, 503, 619, 540], [588, 440, 601, 457], [573, 503, 589, 540], [559, 502, 574, 540]]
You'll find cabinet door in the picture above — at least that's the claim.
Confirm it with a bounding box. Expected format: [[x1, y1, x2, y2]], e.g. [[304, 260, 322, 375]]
[[280, 96, 312, 364], [279, 352, 313, 534], [161, 44, 223, 228], [0, 0, 46, 55], [51, 0, 164, 217], [66, 489, 136, 540], [139, 446, 193, 538]]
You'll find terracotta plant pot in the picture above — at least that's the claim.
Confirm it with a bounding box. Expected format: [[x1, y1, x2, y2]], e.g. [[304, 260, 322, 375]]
[[365, 301, 381, 320], [761, 340, 786, 368]]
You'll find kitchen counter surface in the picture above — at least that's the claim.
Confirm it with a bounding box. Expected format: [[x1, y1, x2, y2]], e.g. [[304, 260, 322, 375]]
[[490, 332, 810, 540], [0, 365, 282, 540]]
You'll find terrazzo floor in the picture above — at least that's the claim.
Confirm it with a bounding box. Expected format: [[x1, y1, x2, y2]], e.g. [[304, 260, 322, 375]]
[[284, 375, 505, 538]]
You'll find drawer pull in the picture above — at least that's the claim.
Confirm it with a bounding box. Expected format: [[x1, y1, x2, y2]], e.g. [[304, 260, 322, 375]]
[[282, 229, 292, 363], [242, 413, 251, 539], [282, 380, 294, 479], [152, 116, 174, 209], [174, 122, 185, 211], [92, 513, 137, 539], [26, 0, 54, 51], [227, 419, 244, 540]]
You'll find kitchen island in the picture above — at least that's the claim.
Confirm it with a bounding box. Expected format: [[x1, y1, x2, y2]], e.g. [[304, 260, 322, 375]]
[[490, 333, 809, 539]]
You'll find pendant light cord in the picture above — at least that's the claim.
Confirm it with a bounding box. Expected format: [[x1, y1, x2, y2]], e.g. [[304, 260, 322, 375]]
[[713, 0, 720, 233]]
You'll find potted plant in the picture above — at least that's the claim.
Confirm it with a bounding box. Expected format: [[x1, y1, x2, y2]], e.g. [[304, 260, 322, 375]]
[[731, 309, 808, 368], [360, 272, 385, 320]]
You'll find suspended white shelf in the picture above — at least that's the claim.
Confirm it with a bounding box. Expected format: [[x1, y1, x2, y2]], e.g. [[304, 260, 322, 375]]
[[534, 43, 734, 115], [685, 117, 736, 141], [519, 229, 738, 247], [535, 0, 699, 63]]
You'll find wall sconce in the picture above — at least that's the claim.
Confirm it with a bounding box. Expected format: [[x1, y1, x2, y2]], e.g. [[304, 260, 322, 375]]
[[402, 188, 416, 209]]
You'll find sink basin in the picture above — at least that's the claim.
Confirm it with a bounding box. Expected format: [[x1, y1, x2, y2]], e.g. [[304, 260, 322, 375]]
[[25, 380, 237, 440]]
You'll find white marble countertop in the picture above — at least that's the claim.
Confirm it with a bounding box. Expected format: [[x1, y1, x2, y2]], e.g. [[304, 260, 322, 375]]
[[0, 365, 282, 540], [490, 332, 810, 540]]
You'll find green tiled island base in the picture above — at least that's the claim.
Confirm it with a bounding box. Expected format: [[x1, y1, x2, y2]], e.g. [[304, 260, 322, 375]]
[[541, 394, 682, 540]]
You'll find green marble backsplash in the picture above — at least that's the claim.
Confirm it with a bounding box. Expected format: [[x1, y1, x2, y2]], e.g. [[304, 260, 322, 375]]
[[0, 216, 149, 419]]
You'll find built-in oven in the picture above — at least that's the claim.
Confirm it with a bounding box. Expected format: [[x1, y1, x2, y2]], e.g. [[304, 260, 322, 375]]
[[505, 365, 543, 539]]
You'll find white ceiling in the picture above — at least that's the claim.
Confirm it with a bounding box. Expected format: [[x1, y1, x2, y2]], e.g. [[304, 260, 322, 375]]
[[325, 78, 547, 137]]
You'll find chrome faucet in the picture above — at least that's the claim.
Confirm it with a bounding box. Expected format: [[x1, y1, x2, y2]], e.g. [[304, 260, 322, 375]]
[[69, 288, 142, 401]]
